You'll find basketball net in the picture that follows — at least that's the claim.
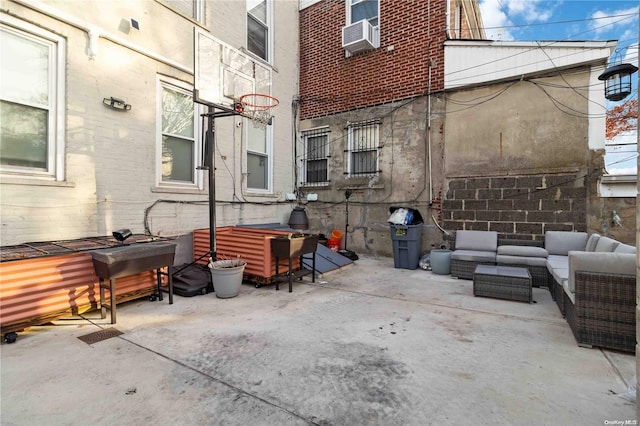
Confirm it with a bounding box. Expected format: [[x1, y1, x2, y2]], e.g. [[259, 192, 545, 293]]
[[237, 94, 279, 130]]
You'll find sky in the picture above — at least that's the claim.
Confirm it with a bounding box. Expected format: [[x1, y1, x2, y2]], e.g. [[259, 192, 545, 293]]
[[478, 0, 639, 174]]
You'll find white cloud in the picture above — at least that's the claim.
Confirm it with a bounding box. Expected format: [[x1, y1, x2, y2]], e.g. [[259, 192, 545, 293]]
[[504, 0, 554, 23], [479, 0, 514, 40], [479, 0, 559, 40], [590, 7, 638, 36]]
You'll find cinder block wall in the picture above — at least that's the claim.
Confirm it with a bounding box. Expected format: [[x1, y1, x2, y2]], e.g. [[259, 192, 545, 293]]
[[442, 174, 587, 242]]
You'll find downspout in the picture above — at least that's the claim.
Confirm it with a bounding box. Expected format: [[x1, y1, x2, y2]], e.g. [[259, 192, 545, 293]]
[[427, 0, 433, 203], [445, 0, 451, 39], [11, 0, 192, 73], [427, 58, 433, 203]]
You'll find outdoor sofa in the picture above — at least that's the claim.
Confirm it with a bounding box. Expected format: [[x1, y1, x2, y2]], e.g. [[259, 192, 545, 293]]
[[450, 230, 549, 287], [545, 231, 637, 353], [451, 229, 637, 353]]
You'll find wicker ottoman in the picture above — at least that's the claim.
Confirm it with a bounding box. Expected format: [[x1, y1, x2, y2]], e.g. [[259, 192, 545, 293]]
[[473, 265, 532, 303]]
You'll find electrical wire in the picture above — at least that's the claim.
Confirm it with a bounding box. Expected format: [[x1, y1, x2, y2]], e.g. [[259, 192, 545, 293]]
[[471, 11, 638, 32]]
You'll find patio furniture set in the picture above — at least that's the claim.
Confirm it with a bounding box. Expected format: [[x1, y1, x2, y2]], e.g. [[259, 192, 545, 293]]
[[449, 230, 637, 353]]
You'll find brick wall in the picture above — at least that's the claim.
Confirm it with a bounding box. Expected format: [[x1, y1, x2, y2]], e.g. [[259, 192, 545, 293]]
[[299, 0, 447, 119], [442, 174, 588, 242]]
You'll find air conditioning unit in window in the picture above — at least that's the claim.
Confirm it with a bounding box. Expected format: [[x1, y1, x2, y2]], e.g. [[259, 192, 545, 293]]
[[341, 19, 379, 54]]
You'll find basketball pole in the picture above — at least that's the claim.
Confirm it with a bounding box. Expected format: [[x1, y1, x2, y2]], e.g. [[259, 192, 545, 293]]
[[206, 105, 216, 261], [199, 98, 276, 262]]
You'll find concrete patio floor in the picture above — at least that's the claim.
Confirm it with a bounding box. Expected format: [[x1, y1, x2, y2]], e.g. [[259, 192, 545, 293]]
[[1, 255, 637, 425]]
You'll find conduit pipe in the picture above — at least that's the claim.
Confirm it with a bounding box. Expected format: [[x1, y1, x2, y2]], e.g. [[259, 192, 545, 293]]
[[445, 0, 451, 39], [11, 0, 192, 73]]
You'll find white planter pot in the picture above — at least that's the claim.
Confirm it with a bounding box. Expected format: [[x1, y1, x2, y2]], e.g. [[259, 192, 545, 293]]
[[209, 260, 247, 298]]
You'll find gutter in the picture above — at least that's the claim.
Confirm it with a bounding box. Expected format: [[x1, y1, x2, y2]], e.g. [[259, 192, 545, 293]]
[[10, 0, 192, 74]]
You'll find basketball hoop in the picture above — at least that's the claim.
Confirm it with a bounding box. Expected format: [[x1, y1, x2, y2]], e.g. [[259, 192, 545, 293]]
[[238, 94, 279, 129]]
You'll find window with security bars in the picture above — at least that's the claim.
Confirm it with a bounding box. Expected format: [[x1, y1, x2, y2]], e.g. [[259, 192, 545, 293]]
[[301, 128, 330, 186], [346, 121, 379, 176]]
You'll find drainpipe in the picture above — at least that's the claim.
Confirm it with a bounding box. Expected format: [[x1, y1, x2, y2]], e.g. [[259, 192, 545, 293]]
[[11, 0, 192, 73], [427, 58, 433, 203], [445, 0, 451, 39]]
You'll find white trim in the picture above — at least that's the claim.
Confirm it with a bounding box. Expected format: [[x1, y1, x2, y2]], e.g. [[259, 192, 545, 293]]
[[299, 0, 322, 10], [156, 76, 203, 190], [246, 0, 273, 63], [245, 118, 273, 192], [0, 14, 66, 182], [300, 129, 330, 185], [599, 175, 638, 197], [346, 0, 380, 27], [588, 64, 607, 151], [12, 0, 192, 72]]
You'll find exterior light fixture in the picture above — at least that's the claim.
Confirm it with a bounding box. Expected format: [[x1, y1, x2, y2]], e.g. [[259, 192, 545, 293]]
[[103, 97, 132, 111], [598, 56, 638, 102]]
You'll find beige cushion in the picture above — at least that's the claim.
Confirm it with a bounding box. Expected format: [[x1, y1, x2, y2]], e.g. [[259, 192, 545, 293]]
[[497, 245, 548, 258], [455, 230, 498, 252], [497, 255, 547, 267], [594, 236, 619, 252], [451, 250, 496, 263], [568, 251, 636, 293], [585, 233, 600, 252], [545, 231, 588, 255], [614, 243, 636, 254]]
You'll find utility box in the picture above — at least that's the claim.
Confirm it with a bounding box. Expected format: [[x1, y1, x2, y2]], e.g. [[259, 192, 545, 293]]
[[390, 224, 423, 270]]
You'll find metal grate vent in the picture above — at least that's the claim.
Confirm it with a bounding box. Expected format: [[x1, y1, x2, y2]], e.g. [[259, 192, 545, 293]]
[[77, 328, 123, 345]]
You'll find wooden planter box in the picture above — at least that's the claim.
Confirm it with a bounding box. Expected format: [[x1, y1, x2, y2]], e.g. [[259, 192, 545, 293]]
[[193, 227, 306, 285], [0, 252, 160, 336]]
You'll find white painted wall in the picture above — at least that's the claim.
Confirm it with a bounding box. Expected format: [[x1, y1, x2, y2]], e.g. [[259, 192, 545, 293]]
[[0, 0, 299, 247], [444, 40, 615, 89]]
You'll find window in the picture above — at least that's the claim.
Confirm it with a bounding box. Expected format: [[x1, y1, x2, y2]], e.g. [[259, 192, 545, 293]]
[[247, 123, 270, 190], [348, 0, 379, 26], [158, 78, 199, 187], [164, 0, 204, 22], [247, 0, 270, 61], [0, 17, 65, 180], [347, 121, 379, 176], [301, 128, 329, 185]]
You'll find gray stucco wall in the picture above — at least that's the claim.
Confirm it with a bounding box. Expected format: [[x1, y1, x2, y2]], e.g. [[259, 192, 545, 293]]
[[442, 70, 636, 244], [300, 95, 449, 257]]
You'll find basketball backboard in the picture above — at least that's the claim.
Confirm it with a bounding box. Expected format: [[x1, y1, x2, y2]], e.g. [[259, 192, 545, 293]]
[[194, 28, 272, 109]]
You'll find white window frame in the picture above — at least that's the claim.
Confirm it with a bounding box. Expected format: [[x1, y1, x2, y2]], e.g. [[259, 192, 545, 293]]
[[346, 0, 380, 27], [246, 119, 273, 192], [300, 127, 330, 186], [347, 121, 380, 177], [163, 0, 205, 22], [0, 15, 66, 182], [246, 0, 273, 62], [156, 76, 202, 190]]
